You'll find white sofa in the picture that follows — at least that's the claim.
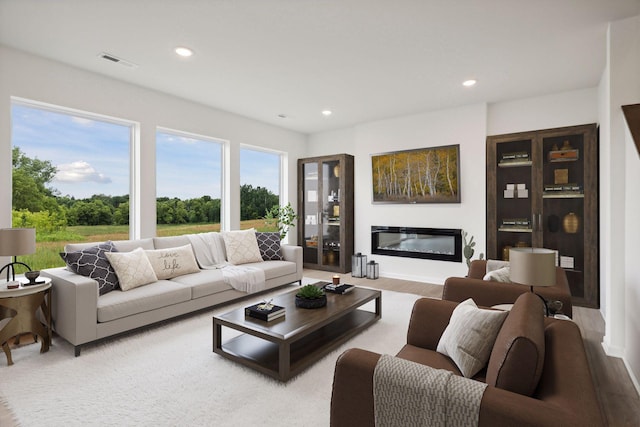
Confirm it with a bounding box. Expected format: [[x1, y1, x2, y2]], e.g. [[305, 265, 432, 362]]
[[42, 234, 303, 356]]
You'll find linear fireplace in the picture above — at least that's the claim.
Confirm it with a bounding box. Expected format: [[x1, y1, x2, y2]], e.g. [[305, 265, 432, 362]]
[[371, 226, 462, 263]]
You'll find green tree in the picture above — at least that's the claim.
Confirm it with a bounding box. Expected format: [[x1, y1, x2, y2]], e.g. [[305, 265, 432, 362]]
[[12, 146, 58, 212]]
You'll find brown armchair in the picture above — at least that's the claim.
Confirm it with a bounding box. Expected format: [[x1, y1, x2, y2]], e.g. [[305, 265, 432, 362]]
[[330, 293, 603, 426], [443, 259, 573, 317]]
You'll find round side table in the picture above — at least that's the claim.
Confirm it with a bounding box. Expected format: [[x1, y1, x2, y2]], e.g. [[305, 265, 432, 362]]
[[0, 277, 52, 365]]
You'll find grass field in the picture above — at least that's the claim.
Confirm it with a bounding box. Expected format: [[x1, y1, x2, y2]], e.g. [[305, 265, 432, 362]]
[[16, 220, 276, 272]]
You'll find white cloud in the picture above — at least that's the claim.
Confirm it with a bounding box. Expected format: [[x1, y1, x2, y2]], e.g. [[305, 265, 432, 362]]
[[55, 161, 112, 184]]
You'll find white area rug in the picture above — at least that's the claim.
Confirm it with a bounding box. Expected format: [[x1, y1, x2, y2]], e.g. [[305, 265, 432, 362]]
[[0, 283, 423, 427]]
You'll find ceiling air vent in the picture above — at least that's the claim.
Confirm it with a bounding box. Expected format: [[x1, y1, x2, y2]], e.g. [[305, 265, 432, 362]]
[[98, 52, 138, 68]]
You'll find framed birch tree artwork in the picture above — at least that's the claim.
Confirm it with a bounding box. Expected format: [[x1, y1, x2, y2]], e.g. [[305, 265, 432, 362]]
[[371, 144, 460, 203]]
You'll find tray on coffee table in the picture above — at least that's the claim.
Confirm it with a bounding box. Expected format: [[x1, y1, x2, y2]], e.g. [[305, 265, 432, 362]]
[[212, 284, 381, 381]]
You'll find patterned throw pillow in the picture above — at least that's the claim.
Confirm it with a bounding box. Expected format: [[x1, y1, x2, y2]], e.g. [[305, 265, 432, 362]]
[[60, 241, 120, 296], [436, 298, 508, 378], [145, 244, 201, 280], [222, 229, 263, 265], [105, 247, 158, 291], [255, 232, 283, 261]]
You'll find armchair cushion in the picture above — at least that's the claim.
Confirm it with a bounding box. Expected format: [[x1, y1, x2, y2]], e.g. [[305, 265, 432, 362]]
[[436, 298, 508, 377], [486, 292, 545, 396]]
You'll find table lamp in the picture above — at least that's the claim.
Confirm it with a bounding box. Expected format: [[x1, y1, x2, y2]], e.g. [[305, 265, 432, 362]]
[[509, 247, 556, 316], [0, 228, 36, 282]]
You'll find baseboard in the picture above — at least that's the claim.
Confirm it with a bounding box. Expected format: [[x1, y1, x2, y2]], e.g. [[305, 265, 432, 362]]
[[622, 356, 640, 397], [380, 272, 445, 286], [601, 341, 625, 358]]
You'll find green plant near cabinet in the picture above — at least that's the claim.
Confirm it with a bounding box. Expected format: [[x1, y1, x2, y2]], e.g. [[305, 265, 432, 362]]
[[486, 124, 599, 308]]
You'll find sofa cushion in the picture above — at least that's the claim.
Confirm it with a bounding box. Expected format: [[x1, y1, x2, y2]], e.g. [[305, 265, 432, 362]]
[[97, 280, 191, 322], [486, 292, 545, 396], [152, 235, 191, 250], [169, 269, 232, 299], [222, 229, 263, 265], [106, 247, 158, 291], [240, 260, 296, 280], [60, 241, 120, 296], [65, 238, 155, 253], [483, 266, 511, 282], [144, 244, 201, 280], [436, 298, 508, 378], [255, 232, 283, 261]]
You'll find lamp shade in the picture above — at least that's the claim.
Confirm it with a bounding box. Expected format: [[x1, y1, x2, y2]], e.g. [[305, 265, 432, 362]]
[[509, 247, 556, 287], [0, 228, 36, 256]]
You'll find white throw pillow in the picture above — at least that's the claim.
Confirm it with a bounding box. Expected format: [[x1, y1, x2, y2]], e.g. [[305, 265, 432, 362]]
[[483, 266, 511, 282], [145, 244, 200, 280], [222, 229, 263, 265], [436, 298, 508, 378], [105, 247, 158, 291]]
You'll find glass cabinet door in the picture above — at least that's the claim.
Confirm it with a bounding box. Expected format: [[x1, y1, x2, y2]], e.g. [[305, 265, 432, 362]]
[[302, 162, 319, 265], [321, 160, 341, 268]]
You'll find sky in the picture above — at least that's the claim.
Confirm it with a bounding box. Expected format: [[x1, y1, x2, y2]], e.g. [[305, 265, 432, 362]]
[[12, 104, 281, 201]]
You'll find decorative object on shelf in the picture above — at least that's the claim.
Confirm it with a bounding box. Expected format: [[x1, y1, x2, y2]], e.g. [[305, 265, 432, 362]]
[[560, 255, 575, 269], [504, 183, 515, 199], [366, 260, 379, 280], [371, 144, 460, 204], [516, 183, 528, 198], [562, 212, 580, 234], [352, 252, 367, 278], [499, 151, 530, 165], [462, 231, 484, 268], [547, 215, 560, 233], [333, 205, 340, 217], [554, 169, 569, 184], [548, 141, 579, 162], [333, 164, 340, 177], [263, 203, 299, 240], [509, 247, 556, 316], [0, 228, 36, 282], [295, 284, 327, 309], [502, 245, 512, 261]]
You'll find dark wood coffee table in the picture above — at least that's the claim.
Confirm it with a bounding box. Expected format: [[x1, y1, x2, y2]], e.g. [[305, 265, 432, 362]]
[[213, 284, 381, 381]]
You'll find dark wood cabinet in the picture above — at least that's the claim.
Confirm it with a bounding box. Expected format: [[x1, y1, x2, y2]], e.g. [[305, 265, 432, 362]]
[[297, 154, 354, 273], [486, 124, 599, 308]]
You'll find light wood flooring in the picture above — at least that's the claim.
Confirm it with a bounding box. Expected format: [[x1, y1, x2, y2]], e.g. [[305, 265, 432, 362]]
[[1, 270, 638, 426]]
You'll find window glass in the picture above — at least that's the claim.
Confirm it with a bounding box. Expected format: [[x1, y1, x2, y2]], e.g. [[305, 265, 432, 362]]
[[156, 130, 223, 236], [240, 147, 281, 231], [11, 101, 131, 270]]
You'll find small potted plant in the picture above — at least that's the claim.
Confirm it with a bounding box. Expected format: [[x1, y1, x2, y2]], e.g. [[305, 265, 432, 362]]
[[295, 284, 327, 309]]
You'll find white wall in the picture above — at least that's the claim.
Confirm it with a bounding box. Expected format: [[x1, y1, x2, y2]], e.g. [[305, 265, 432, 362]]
[[604, 14, 640, 392], [487, 88, 598, 135], [309, 104, 488, 284], [0, 46, 306, 245]]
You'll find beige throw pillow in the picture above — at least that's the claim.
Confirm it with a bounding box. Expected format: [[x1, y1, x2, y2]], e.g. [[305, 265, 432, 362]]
[[222, 229, 263, 265], [436, 298, 508, 378], [483, 266, 511, 282], [105, 247, 158, 291], [145, 244, 200, 279]]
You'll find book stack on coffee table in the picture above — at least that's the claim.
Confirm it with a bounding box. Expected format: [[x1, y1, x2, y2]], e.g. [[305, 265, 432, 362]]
[[245, 303, 285, 321]]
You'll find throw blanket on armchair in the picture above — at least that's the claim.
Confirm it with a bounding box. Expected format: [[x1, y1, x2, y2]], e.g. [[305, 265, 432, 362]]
[[373, 354, 487, 427], [187, 233, 266, 293]]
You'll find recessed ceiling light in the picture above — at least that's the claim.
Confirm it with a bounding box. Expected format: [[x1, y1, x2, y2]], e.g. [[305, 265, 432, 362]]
[[322, 110, 332, 116], [175, 47, 194, 57], [462, 79, 477, 87]]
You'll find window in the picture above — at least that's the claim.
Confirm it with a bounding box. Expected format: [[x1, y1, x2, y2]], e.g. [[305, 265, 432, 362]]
[[240, 147, 282, 231], [11, 100, 133, 270], [156, 129, 223, 236]]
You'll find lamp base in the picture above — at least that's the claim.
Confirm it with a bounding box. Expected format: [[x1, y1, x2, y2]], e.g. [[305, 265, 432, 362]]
[[530, 285, 550, 317], [0, 260, 33, 282]]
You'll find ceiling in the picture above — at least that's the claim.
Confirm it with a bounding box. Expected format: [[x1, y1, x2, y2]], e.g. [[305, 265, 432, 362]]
[[1, 0, 639, 134]]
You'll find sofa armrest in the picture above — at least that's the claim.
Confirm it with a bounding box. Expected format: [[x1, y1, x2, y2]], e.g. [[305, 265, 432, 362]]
[[41, 267, 98, 346], [331, 348, 381, 427], [281, 245, 302, 278], [406, 298, 458, 350]]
